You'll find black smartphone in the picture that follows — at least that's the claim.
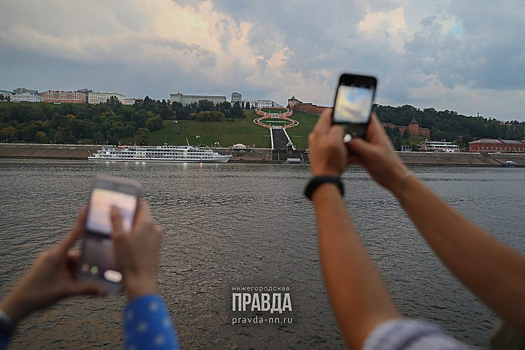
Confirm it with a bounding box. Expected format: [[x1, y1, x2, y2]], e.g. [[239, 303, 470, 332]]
[[332, 73, 377, 139], [76, 176, 142, 294]]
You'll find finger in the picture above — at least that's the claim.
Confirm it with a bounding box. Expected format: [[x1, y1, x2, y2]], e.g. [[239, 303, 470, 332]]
[[134, 200, 153, 228], [367, 113, 387, 143], [110, 206, 126, 240], [58, 206, 88, 254], [66, 250, 82, 276], [347, 137, 375, 158], [66, 281, 107, 297], [327, 124, 345, 143], [313, 108, 333, 135], [68, 250, 81, 261]]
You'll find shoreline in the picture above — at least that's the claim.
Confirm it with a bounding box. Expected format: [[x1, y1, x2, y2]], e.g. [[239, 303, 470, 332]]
[[0, 143, 524, 167]]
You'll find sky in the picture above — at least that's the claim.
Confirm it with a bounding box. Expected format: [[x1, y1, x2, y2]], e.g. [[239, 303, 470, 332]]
[[1, 0, 525, 121]]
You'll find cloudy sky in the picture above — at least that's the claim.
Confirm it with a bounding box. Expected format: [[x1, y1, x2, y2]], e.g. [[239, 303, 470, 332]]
[[1, 0, 525, 120]]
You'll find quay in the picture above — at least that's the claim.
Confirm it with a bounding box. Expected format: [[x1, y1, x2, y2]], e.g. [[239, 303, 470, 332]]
[[1, 143, 525, 167]]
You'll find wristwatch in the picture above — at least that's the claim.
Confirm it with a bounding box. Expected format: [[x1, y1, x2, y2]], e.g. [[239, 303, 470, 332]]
[[0, 309, 16, 337], [304, 176, 344, 200]]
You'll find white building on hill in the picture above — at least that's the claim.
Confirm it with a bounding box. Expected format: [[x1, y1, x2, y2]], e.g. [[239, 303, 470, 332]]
[[11, 93, 43, 103], [170, 92, 226, 106], [88, 92, 125, 104]]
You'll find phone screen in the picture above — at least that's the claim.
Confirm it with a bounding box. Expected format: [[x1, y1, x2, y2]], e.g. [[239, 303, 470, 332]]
[[86, 188, 138, 235], [333, 84, 375, 124]]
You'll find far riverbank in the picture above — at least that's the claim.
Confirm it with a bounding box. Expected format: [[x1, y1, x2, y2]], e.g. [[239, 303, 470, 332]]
[[0, 143, 524, 167]]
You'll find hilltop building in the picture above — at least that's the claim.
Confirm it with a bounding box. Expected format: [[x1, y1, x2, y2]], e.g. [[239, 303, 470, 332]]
[[170, 92, 226, 106], [13, 87, 38, 95], [383, 118, 430, 138], [287, 96, 327, 115], [88, 92, 125, 104], [469, 139, 525, 153], [231, 92, 242, 104], [11, 93, 43, 103], [42, 90, 86, 104]]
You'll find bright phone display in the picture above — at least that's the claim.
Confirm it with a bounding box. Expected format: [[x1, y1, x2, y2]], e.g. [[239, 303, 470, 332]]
[[333, 85, 375, 123], [86, 188, 137, 235]]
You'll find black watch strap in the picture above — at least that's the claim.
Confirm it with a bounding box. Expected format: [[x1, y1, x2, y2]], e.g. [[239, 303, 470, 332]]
[[304, 176, 344, 200], [0, 309, 16, 337]]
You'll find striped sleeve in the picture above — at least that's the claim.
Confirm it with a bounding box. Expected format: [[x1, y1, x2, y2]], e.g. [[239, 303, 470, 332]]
[[363, 319, 473, 350]]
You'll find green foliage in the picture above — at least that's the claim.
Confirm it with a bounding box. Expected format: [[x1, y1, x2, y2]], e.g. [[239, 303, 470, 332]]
[[189, 111, 225, 122], [375, 104, 525, 147], [0, 98, 174, 144], [136, 127, 150, 145], [171, 99, 245, 120], [146, 115, 163, 130]]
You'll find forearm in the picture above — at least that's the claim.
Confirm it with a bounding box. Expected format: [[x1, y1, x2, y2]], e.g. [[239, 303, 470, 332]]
[[124, 294, 179, 350], [312, 184, 399, 349], [398, 176, 525, 330]]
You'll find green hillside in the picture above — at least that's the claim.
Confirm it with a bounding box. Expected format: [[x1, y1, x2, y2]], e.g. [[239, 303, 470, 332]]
[[137, 110, 319, 149]]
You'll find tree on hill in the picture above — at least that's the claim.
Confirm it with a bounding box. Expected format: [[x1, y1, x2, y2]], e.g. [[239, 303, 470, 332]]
[[136, 127, 150, 145]]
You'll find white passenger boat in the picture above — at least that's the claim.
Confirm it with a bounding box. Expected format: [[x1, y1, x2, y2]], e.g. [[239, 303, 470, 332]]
[[88, 144, 231, 163]]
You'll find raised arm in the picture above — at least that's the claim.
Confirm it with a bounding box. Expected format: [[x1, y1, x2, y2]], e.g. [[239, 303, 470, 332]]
[[348, 114, 525, 331], [308, 110, 400, 349], [110, 201, 179, 350]]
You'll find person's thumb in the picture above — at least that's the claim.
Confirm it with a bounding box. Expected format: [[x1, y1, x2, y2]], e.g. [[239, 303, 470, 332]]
[[67, 281, 106, 297], [110, 207, 126, 241], [347, 137, 375, 159]]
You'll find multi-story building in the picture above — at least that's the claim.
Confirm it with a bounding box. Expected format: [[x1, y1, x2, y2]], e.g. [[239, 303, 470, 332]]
[[11, 93, 43, 103], [42, 90, 86, 104], [469, 139, 525, 153], [170, 92, 226, 106], [88, 92, 125, 104], [13, 87, 38, 95], [231, 92, 242, 104]]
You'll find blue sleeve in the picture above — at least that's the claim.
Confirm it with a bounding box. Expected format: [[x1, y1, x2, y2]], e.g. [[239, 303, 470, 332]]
[[363, 319, 473, 350], [123, 294, 179, 350], [0, 331, 11, 350]]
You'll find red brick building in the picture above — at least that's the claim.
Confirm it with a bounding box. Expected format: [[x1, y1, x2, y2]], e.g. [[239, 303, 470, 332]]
[[469, 139, 525, 153], [43, 90, 86, 104], [397, 118, 431, 138], [382, 118, 430, 138], [287, 96, 328, 115]]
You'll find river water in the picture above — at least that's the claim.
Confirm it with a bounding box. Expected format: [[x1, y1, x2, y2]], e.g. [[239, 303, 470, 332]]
[[1, 160, 524, 349]]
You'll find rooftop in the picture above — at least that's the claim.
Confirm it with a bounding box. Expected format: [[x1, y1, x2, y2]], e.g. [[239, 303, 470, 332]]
[[469, 139, 525, 144]]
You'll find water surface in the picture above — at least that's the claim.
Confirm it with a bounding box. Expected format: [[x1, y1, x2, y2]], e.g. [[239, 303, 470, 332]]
[[1, 160, 524, 349]]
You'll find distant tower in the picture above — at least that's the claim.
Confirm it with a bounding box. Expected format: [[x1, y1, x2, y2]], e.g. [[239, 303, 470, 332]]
[[231, 92, 242, 104], [287, 96, 300, 108], [408, 118, 420, 137]]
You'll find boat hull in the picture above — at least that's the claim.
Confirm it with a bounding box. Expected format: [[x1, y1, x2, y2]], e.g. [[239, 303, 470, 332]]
[[88, 156, 231, 163]]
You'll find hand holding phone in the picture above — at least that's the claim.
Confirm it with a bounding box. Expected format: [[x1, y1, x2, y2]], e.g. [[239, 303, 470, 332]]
[[110, 202, 164, 300], [332, 73, 377, 139], [77, 176, 142, 294]]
